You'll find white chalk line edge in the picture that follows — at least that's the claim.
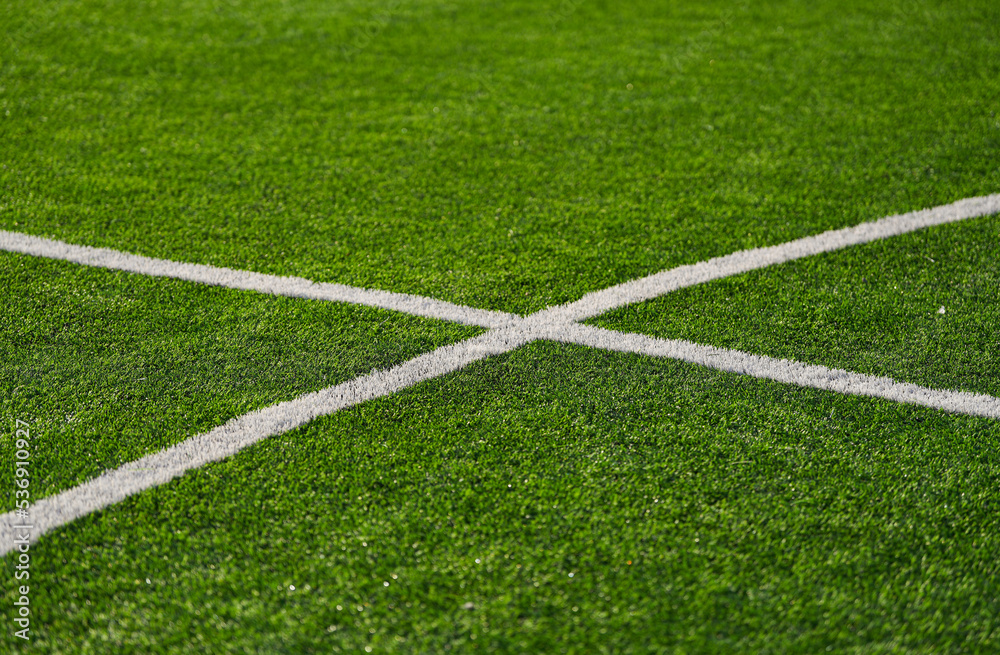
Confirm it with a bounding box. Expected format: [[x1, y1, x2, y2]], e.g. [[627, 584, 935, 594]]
[[0, 230, 520, 329], [2, 192, 999, 556]]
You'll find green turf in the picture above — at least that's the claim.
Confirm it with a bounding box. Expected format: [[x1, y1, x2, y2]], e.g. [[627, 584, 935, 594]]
[[4, 0, 1000, 651], [0, 250, 479, 510], [593, 212, 1000, 398], [2, 0, 999, 313], [12, 341, 1000, 653]]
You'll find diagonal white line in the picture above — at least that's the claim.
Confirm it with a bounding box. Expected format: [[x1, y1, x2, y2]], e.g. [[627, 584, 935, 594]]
[[4, 194, 997, 327], [5, 317, 998, 556], [541, 193, 1000, 322], [551, 324, 1000, 420], [0, 329, 532, 556], [2, 194, 999, 556], [0, 230, 520, 329]]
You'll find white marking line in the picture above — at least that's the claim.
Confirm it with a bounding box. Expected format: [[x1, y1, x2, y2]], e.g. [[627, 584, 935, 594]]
[[2, 193, 999, 556], [0, 230, 518, 329], [541, 193, 1000, 322], [553, 324, 1000, 420], [0, 329, 532, 556]]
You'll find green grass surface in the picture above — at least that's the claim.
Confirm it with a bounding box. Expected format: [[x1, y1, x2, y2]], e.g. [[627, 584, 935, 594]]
[[594, 213, 1000, 398], [16, 341, 1000, 653], [3, 0, 1000, 652], [0, 251, 479, 511], [2, 0, 999, 313]]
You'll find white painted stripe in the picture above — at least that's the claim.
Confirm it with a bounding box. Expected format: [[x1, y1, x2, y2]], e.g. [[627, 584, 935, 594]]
[[0, 230, 519, 329], [8, 314, 997, 557], [552, 323, 1000, 420], [0, 328, 532, 556], [5, 194, 997, 328], [544, 193, 1000, 322], [3, 194, 999, 556]]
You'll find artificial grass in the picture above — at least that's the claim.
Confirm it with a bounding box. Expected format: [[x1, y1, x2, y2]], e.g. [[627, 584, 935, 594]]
[[0, 250, 480, 511], [1, 0, 999, 314], [4, 0, 1000, 651], [9, 341, 1000, 653], [593, 211, 1000, 399]]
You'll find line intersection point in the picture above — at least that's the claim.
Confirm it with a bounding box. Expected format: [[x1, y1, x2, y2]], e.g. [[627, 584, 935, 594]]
[[3, 193, 999, 556]]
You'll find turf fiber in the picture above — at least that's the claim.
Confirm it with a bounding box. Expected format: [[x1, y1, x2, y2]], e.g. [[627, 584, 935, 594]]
[[23, 343, 1000, 653], [2, 0, 1000, 652], [0, 250, 480, 512], [2, 0, 999, 313], [594, 213, 1000, 398]]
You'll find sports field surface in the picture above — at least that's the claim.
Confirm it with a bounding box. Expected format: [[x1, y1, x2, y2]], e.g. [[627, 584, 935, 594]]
[[2, 0, 1000, 652]]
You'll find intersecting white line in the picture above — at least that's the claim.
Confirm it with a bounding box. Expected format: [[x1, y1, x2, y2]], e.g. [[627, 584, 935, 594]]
[[544, 193, 1000, 323], [554, 323, 1000, 419], [0, 230, 519, 329], [2, 192, 1000, 556]]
